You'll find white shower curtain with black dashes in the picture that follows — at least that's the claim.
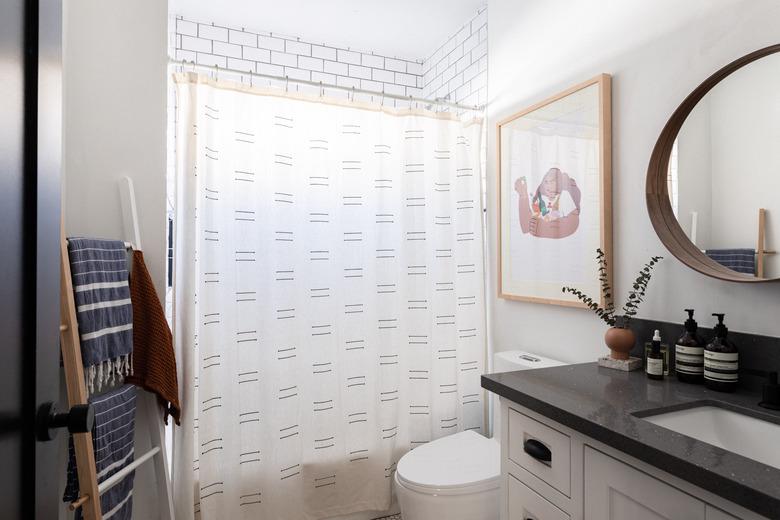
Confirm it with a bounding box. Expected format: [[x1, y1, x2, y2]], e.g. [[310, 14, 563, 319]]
[[172, 73, 486, 520]]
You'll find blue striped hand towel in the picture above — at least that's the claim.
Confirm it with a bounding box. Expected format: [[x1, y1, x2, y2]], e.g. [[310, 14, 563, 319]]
[[64, 384, 138, 520], [67, 238, 133, 394], [705, 248, 756, 275]]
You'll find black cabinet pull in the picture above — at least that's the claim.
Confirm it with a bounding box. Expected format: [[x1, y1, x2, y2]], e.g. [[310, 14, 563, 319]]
[[523, 438, 551, 462]]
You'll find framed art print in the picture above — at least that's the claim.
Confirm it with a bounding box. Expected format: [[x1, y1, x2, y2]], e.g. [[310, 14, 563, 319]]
[[498, 74, 612, 307]]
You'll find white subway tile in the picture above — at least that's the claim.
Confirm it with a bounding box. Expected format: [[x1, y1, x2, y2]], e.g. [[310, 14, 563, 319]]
[[181, 35, 211, 53], [406, 62, 423, 75], [324, 60, 348, 75], [470, 72, 487, 91], [456, 54, 471, 74], [448, 45, 464, 67], [271, 51, 297, 67], [471, 40, 487, 62], [175, 34, 181, 49], [257, 62, 284, 77], [285, 39, 311, 56], [463, 33, 479, 54], [471, 9, 487, 32], [416, 76, 422, 88], [311, 71, 336, 84], [312, 45, 337, 61], [177, 19, 197, 37], [176, 49, 196, 62], [455, 24, 470, 45], [243, 46, 270, 63], [229, 30, 257, 47], [423, 69, 435, 87], [198, 23, 228, 42], [284, 67, 311, 81], [425, 74, 443, 94], [228, 58, 255, 72], [478, 55, 487, 72], [406, 87, 423, 98], [298, 55, 324, 72], [463, 61, 480, 82], [348, 64, 371, 79], [337, 49, 361, 65], [442, 35, 458, 56], [337, 76, 360, 88], [456, 83, 471, 102], [372, 68, 394, 83], [479, 24, 488, 42], [360, 79, 381, 91], [213, 41, 242, 58], [442, 65, 456, 84], [448, 73, 463, 93], [382, 83, 405, 96], [361, 53, 384, 68], [196, 53, 226, 67], [384, 57, 406, 72], [257, 35, 285, 52], [395, 72, 417, 87]]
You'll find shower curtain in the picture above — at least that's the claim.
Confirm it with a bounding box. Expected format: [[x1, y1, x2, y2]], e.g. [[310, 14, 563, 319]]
[[172, 73, 486, 520]]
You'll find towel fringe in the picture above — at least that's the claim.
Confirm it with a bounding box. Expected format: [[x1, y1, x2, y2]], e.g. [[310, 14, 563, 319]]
[[83, 354, 133, 397]]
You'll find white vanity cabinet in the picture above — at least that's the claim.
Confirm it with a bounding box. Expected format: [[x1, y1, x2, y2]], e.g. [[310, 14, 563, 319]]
[[499, 399, 766, 520]]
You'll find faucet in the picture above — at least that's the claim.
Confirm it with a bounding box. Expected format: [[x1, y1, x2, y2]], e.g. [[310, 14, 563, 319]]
[[740, 368, 780, 410]]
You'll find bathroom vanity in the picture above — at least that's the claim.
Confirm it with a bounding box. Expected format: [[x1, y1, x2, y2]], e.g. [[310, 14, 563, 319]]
[[482, 363, 780, 520]]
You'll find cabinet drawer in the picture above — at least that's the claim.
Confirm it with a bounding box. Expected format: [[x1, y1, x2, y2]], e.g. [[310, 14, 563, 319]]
[[508, 473, 569, 520], [508, 407, 571, 496]]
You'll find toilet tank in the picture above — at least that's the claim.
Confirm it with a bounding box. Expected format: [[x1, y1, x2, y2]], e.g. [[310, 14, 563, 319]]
[[489, 350, 565, 438]]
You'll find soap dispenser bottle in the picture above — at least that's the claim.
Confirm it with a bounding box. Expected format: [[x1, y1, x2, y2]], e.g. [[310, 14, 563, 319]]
[[704, 313, 739, 392], [675, 309, 704, 384], [646, 330, 664, 380]]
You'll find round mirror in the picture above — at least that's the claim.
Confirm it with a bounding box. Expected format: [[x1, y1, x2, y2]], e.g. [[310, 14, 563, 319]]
[[647, 45, 780, 282]]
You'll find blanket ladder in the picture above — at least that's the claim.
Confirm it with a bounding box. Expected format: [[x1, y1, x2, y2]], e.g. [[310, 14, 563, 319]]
[[60, 176, 174, 519]]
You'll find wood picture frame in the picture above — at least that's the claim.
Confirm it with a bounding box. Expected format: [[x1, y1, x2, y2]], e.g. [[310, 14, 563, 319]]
[[498, 74, 612, 307]]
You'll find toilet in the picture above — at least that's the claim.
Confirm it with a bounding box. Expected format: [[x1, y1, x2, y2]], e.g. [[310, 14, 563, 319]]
[[394, 350, 565, 520]]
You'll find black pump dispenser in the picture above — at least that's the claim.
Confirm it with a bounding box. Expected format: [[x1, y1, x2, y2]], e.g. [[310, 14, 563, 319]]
[[676, 309, 704, 383], [704, 313, 739, 392]]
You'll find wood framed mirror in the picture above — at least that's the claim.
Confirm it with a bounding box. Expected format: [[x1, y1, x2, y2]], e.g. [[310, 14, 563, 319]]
[[647, 44, 780, 282]]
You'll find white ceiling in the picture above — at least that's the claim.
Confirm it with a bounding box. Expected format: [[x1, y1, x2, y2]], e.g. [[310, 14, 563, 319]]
[[172, 0, 485, 61]]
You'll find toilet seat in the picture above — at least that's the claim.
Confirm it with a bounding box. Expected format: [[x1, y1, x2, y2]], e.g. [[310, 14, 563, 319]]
[[396, 430, 500, 496]]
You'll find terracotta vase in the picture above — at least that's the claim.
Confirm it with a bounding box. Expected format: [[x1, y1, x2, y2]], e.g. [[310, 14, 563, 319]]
[[604, 327, 636, 360]]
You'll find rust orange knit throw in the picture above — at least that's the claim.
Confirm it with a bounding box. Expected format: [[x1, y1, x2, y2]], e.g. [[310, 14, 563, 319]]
[[126, 250, 181, 425]]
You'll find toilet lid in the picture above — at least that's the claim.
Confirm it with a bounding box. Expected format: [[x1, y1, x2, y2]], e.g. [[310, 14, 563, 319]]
[[396, 430, 500, 494]]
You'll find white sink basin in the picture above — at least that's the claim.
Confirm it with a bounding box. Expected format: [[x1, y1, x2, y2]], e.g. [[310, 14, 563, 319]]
[[641, 405, 780, 470]]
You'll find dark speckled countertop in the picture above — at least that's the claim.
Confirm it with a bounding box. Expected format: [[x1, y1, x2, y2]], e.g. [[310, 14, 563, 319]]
[[482, 363, 780, 519]]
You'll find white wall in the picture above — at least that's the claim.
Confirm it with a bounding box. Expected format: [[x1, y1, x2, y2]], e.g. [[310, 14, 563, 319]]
[[62, 1, 168, 519], [709, 55, 780, 275], [677, 97, 713, 249], [487, 0, 780, 363], [64, 0, 168, 299]]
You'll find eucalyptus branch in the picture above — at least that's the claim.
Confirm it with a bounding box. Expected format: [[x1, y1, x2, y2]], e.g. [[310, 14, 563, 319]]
[[562, 249, 663, 329]]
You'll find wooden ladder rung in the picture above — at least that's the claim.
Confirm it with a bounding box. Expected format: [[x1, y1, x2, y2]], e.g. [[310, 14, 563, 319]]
[[69, 495, 90, 511], [60, 324, 68, 332]]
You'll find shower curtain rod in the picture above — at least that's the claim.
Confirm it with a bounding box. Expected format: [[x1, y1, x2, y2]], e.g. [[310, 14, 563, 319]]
[[169, 58, 484, 112]]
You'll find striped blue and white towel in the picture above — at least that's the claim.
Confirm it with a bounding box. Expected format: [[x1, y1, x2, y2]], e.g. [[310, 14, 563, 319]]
[[705, 248, 756, 275], [64, 385, 138, 520], [67, 238, 133, 394]]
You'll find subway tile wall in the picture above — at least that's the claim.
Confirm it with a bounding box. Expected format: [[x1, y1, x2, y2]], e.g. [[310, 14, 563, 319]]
[[172, 16, 425, 104], [421, 7, 488, 108], [171, 9, 487, 109]]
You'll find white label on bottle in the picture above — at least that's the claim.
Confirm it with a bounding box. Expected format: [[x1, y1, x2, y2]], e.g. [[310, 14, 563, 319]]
[[647, 358, 664, 376], [676, 345, 704, 355], [704, 351, 738, 362], [676, 344, 704, 374], [704, 350, 738, 382]]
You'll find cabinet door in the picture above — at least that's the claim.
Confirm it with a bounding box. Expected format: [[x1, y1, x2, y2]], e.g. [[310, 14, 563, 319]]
[[508, 473, 569, 520], [584, 447, 705, 520]]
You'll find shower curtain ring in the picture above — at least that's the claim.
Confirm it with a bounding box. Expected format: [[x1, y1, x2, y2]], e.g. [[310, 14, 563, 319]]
[[351, 86, 355, 102], [319, 81, 323, 98], [285, 76, 289, 92], [381, 89, 385, 107], [214, 64, 219, 81]]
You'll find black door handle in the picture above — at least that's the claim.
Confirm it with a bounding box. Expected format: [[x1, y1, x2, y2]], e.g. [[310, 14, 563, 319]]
[[523, 438, 551, 463], [35, 402, 94, 441]]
